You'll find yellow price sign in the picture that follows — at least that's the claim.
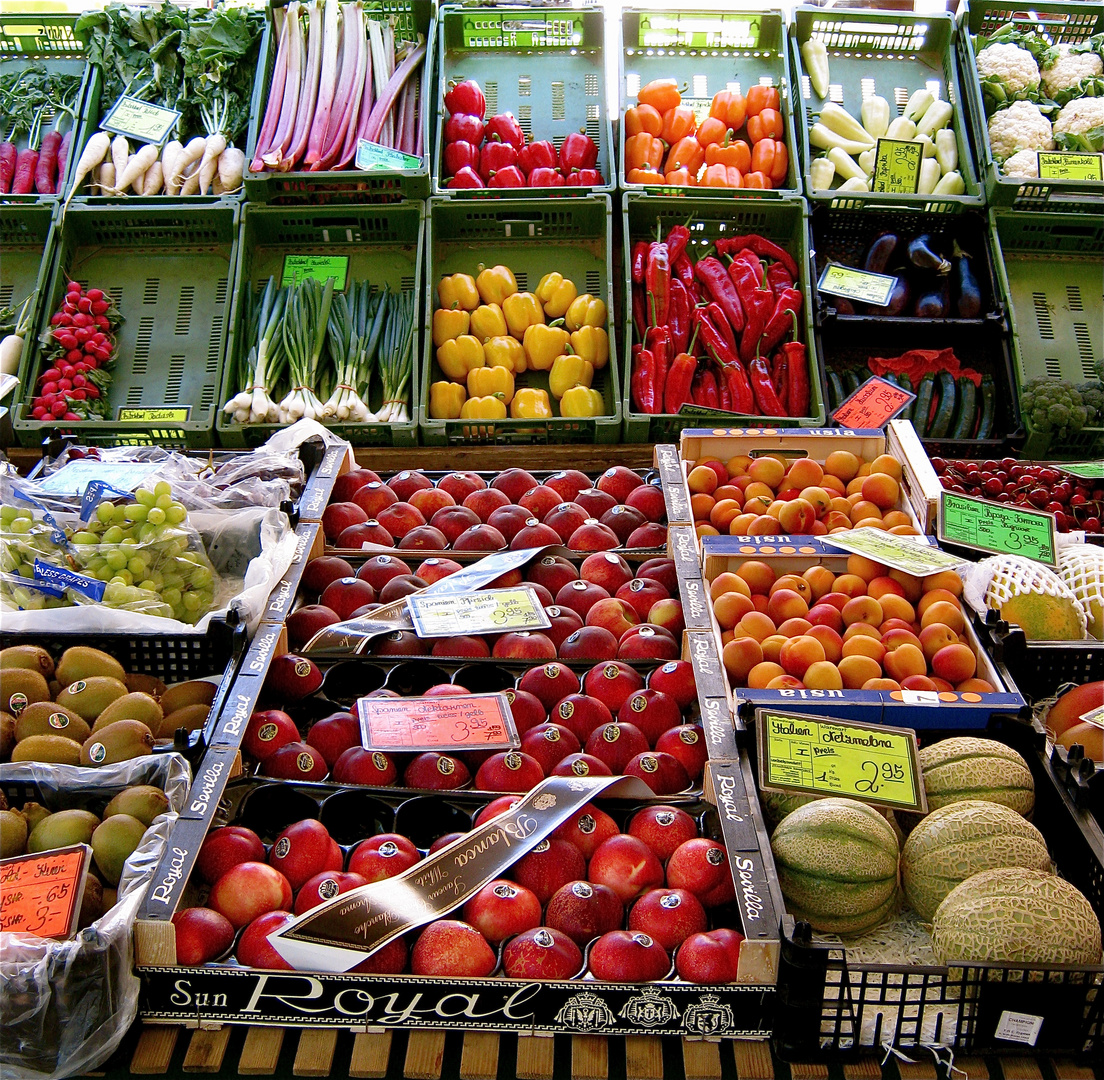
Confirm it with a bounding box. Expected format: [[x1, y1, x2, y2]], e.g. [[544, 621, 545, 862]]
[[115, 407, 190, 423], [101, 95, 180, 147], [1037, 152, 1103, 182], [817, 264, 898, 307], [406, 586, 551, 639], [756, 709, 927, 813], [872, 138, 922, 194], [822, 526, 964, 576]]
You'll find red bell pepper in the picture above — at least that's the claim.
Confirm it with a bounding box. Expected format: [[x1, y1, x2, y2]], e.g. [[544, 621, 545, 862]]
[[489, 165, 526, 188], [560, 131, 599, 172], [443, 140, 479, 177], [518, 140, 556, 174], [448, 167, 485, 189], [528, 167, 564, 187], [445, 80, 486, 118], [444, 113, 485, 145], [565, 168, 602, 186], [783, 341, 809, 418], [480, 140, 518, 181], [485, 114, 524, 151]]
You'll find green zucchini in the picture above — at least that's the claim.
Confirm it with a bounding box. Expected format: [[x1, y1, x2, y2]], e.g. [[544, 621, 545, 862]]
[[928, 370, 957, 439], [950, 377, 978, 439], [898, 374, 915, 420], [976, 375, 996, 439], [843, 369, 862, 395], [882, 372, 900, 388], [913, 374, 936, 437], [827, 370, 844, 412]]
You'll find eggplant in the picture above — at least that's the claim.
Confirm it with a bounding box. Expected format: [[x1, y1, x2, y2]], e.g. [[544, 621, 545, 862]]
[[885, 277, 910, 315], [953, 241, 982, 317], [862, 232, 899, 275], [914, 279, 948, 318], [908, 234, 951, 275], [835, 297, 856, 315]]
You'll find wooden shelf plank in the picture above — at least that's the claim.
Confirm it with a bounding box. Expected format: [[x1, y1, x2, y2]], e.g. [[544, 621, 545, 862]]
[[625, 1035, 664, 1080], [572, 1035, 609, 1080], [350, 1032, 393, 1078], [239, 1027, 284, 1075], [404, 1031, 446, 1080], [682, 1038, 723, 1080], [733, 1040, 775, 1080], [459, 1033, 500, 1080], [130, 1025, 179, 1075], [182, 1028, 231, 1073], [516, 1035, 556, 1080]]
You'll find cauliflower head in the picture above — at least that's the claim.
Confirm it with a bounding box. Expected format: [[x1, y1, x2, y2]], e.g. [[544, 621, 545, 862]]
[[1019, 378, 1088, 439], [989, 100, 1054, 162], [1003, 149, 1040, 177], [1054, 96, 1104, 152], [977, 42, 1041, 99], [1041, 43, 1104, 99]]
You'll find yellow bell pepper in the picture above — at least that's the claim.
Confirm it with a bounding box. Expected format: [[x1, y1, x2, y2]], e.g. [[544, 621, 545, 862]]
[[565, 293, 607, 332], [502, 291, 545, 338], [460, 395, 508, 419], [484, 335, 527, 373], [559, 386, 604, 417], [432, 307, 469, 347], [429, 380, 466, 419], [570, 325, 609, 370], [523, 323, 571, 371], [467, 365, 514, 405], [438, 273, 480, 312], [470, 303, 508, 341], [437, 335, 485, 381], [535, 273, 577, 318], [476, 265, 517, 306], [510, 388, 553, 419], [549, 352, 594, 400]]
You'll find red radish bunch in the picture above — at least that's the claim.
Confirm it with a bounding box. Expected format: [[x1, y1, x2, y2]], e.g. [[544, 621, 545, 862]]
[[28, 281, 120, 422]]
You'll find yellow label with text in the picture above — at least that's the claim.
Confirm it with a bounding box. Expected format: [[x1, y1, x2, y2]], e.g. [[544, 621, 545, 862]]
[[818, 264, 897, 307], [761, 711, 925, 812], [1037, 152, 1103, 182], [406, 586, 551, 638], [102, 96, 180, 145], [115, 407, 190, 423], [822, 527, 963, 576], [872, 138, 922, 194]]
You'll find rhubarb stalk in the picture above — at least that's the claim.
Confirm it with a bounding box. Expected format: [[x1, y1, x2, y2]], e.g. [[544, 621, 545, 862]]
[[315, 2, 364, 169], [303, 0, 340, 166], [361, 40, 425, 145], [284, 0, 323, 171], [262, 3, 303, 169], [251, 3, 292, 170]]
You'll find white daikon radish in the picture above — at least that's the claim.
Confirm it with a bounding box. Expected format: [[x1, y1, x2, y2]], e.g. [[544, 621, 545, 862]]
[[142, 160, 164, 195], [217, 146, 245, 193], [179, 157, 202, 196], [98, 161, 115, 194], [115, 142, 159, 194], [166, 135, 206, 193], [161, 140, 182, 186], [198, 133, 227, 195], [110, 135, 130, 188], [64, 131, 110, 207]]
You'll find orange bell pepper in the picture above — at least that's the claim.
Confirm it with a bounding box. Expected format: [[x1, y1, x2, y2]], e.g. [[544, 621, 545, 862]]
[[695, 116, 729, 149], [751, 138, 788, 185], [664, 167, 696, 186], [626, 167, 666, 185], [709, 90, 747, 133], [742, 171, 772, 189], [625, 132, 664, 172], [638, 79, 682, 114], [747, 107, 784, 144], [660, 105, 696, 145], [746, 85, 780, 117], [625, 103, 663, 138], [665, 136, 704, 175], [705, 135, 751, 173], [701, 163, 743, 188]]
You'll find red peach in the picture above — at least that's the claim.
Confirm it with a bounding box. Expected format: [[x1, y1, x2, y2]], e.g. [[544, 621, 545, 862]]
[[588, 835, 664, 903], [545, 881, 623, 946], [411, 920, 496, 977]]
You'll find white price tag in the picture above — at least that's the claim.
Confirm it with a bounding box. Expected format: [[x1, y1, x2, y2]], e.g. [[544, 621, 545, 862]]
[[993, 1010, 1043, 1046]]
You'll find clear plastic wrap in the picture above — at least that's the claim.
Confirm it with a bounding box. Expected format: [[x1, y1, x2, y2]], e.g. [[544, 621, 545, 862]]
[[0, 755, 190, 1080]]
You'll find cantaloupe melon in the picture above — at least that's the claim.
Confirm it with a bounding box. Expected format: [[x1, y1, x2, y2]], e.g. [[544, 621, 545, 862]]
[[919, 737, 1034, 816], [770, 798, 900, 935], [1057, 546, 1104, 640], [901, 800, 1051, 920], [931, 867, 1102, 965], [762, 791, 905, 846], [983, 555, 1087, 640]]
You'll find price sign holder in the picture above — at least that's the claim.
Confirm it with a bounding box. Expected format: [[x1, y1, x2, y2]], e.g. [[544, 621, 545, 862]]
[[938, 490, 1057, 567], [115, 406, 190, 423], [356, 140, 421, 171], [1037, 152, 1103, 182], [1078, 704, 1103, 730], [0, 843, 90, 939], [817, 263, 898, 308], [756, 709, 926, 814], [282, 255, 349, 290], [357, 692, 519, 752], [406, 586, 550, 639], [822, 527, 964, 576], [101, 95, 181, 147], [832, 375, 916, 430], [872, 138, 922, 194], [1061, 461, 1104, 481]]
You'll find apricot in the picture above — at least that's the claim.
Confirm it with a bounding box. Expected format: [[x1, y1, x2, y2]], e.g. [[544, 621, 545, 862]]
[[850, 501, 884, 523], [802, 566, 836, 599], [842, 596, 884, 627], [737, 611, 777, 642], [842, 635, 886, 663], [766, 675, 806, 690], [803, 661, 843, 691], [695, 523, 720, 540], [930, 677, 955, 692], [919, 622, 958, 663], [825, 450, 861, 483], [832, 574, 869, 598], [808, 603, 844, 633], [900, 675, 938, 692], [722, 637, 763, 682], [710, 499, 744, 531], [880, 618, 920, 638], [699, 458, 728, 486], [879, 594, 916, 625], [882, 511, 912, 529], [714, 591, 755, 630], [744, 481, 775, 504], [777, 498, 817, 534], [858, 518, 888, 530], [691, 493, 716, 520], [870, 454, 902, 480], [747, 456, 786, 489], [821, 475, 846, 496], [818, 592, 850, 612], [744, 496, 775, 517], [843, 622, 881, 641], [829, 497, 853, 517], [779, 635, 826, 679], [889, 524, 920, 535], [751, 594, 771, 614], [777, 618, 814, 640], [713, 484, 744, 505], [861, 473, 900, 511], [923, 571, 963, 597], [888, 569, 924, 603], [839, 654, 882, 689], [687, 466, 718, 495], [786, 458, 823, 489], [883, 643, 927, 681], [737, 561, 776, 595], [799, 487, 831, 516], [882, 628, 924, 653], [806, 625, 843, 664], [917, 588, 961, 617], [856, 462, 873, 477], [771, 575, 813, 602], [956, 678, 995, 693], [932, 643, 976, 684], [847, 555, 888, 582], [863, 677, 901, 690], [766, 500, 785, 520], [710, 572, 751, 601], [811, 520, 829, 536], [732, 475, 755, 492], [761, 634, 788, 664], [846, 478, 866, 497], [867, 575, 905, 601], [824, 511, 853, 531], [725, 455, 752, 476], [920, 601, 965, 634], [730, 513, 758, 536], [747, 661, 785, 689], [748, 515, 781, 536]]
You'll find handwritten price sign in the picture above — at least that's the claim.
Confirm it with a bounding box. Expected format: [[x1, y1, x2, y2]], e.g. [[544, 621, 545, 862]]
[[406, 586, 550, 638], [357, 692, 520, 752], [872, 137, 922, 194], [832, 375, 916, 429], [0, 844, 90, 939], [756, 709, 926, 813]]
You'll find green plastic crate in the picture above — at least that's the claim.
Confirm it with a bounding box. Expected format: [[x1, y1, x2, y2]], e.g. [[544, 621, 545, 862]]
[[0, 204, 56, 402], [13, 203, 238, 449], [433, 4, 612, 197], [619, 8, 801, 198], [217, 202, 423, 448], [244, 1, 433, 206], [790, 7, 983, 213], [958, 0, 1104, 211], [0, 15, 91, 204], [421, 195, 621, 444], [991, 209, 1104, 459], [621, 192, 823, 444]]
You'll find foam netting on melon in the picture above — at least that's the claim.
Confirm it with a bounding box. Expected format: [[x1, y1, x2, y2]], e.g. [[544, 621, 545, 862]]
[[1057, 546, 1104, 616], [962, 554, 1089, 636]]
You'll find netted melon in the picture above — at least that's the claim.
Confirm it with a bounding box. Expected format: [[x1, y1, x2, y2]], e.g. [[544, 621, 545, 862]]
[[763, 790, 904, 847], [770, 798, 900, 935], [983, 554, 1087, 640], [931, 867, 1102, 965], [1056, 545, 1104, 640], [919, 736, 1034, 816], [901, 800, 1051, 920]]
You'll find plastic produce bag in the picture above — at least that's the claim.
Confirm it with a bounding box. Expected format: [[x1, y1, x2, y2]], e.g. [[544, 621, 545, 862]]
[[0, 755, 190, 1080]]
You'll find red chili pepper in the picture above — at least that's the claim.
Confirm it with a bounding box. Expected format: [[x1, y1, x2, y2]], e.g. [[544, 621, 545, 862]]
[[665, 223, 691, 264], [672, 252, 698, 299], [694, 257, 745, 334], [443, 140, 480, 176], [518, 140, 557, 174], [783, 341, 809, 418], [739, 284, 776, 365], [667, 279, 690, 355], [527, 166, 565, 187], [730, 248, 764, 284], [485, 114, 524, 151], [749, 356, 787, 416], [758, 291, 803, 357], [715, 234, 798, 279], [448, 166, 485, 189], [771, 350, 788, 401], [719, 363, 753, 415], [704, 301, 737, 354], [480, 140, 518, 181], [632, 282, 647, 342], [645, 325, 671, 412], [631, 345, 657, 414], [632, 242, 648, 284], [698, 368, 720, 408], [765, 260, 794, 298], [646, 241, 670, 327], [445, 80, 486, 118], [444, 113, 485, 146], [565, 168, 602, 186], [718, 372, 733, 411], [560, 131, 599, 172], [693, 307, 754, 413], [665, 351, 697, 414]]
